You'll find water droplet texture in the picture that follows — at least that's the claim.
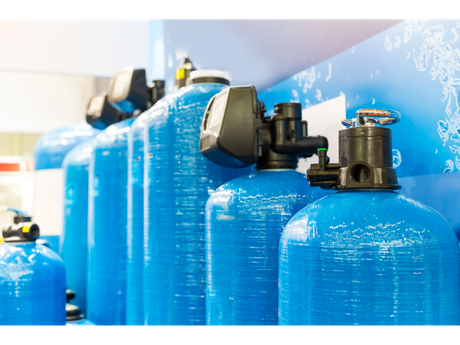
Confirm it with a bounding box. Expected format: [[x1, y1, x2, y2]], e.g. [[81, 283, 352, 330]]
[[0, 242, 66, 325], [87, 118, 134, 325], [206, 170, 330, 325], [279, 190, 460, 325], [61, 139, 97, 316], [126, 113, 148, 325], [143, 83, 250, 325]]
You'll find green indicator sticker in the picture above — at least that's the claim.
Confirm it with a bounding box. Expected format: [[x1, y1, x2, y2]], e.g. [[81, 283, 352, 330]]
[[318, 148, 327, 151]]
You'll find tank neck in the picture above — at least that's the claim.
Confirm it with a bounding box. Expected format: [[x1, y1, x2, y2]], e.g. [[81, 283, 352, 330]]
[[336, 189, 397, 194], [186, 78, 230, 86], [118, 112, 133, 122], [255, 147, 298, 170], [3, 240, 36, 244], [256, 168, 296, 172]]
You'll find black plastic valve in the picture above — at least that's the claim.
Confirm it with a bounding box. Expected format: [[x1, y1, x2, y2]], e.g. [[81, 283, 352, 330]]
[[200, 85, 328, 170], [307, 108, 401, 190]]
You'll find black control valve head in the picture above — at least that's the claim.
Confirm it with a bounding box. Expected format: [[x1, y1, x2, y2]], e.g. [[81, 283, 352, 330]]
[[200, 85, 262, 168], [307, 108, 401, 190], [199, 85, 328, 170], [2, 222, 40, 242], [86, 93, 119, 129], [108, 67, 150, 114]]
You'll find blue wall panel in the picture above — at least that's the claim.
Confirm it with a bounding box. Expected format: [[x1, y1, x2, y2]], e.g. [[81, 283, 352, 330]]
[[258, 20, 460, 233], [150, 20, 400, 94]]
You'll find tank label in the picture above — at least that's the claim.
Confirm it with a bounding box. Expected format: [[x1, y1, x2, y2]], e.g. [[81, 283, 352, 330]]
[[33, 168, 64, 236]]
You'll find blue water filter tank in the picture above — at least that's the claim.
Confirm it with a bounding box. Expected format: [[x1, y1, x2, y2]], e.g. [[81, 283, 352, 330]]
[[0, 223, 66, 325], [34, 122, 100, 251], [126, 113, 148, 325], [122, 80, 165, 325], [200, 92, 330, 325], [143, 70, 250, 325], [61, 138, 97, 316], [279, 109, 460, 325], [206, 171, 329, 325], [87, 117, 134, 325]]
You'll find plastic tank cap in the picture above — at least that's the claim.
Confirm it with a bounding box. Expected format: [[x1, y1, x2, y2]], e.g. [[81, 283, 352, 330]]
[[189, 70, 230, 81]]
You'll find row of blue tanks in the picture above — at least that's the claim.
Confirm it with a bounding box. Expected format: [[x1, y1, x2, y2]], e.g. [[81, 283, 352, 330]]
[[2, 56, 459, 325]]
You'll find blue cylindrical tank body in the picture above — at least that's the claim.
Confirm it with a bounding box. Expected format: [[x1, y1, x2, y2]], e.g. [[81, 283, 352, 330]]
[[34, 122, 100, 251], [126, 113, 148, 325], [87, 118, 134, 325], [143, 83, 250, 325], [0, 241, 66, 325], [206, 170, 329, 325], [61, 138, 97, 316], [279, 190, 460, 325]]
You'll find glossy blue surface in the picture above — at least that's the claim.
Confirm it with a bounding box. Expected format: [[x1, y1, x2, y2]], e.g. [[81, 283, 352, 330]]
[[399, 171, 460, 238], [61, 139, 96, 316], [279, 190, 460, 325], [87, 118, 134, 325], [143, 83, 250, 325], [66, 318, 96, 326], [41, 235, 60, 252], [126, 113, 148, 325], [34, 122, 100, 170], [206, 169, 330, 325], [0, 241, 66, 325]]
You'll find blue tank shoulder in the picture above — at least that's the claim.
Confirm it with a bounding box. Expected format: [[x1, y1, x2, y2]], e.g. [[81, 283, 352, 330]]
[[34, 121, 100, 170], [279, 190, 460, 325], [0, 242, 66, 325]]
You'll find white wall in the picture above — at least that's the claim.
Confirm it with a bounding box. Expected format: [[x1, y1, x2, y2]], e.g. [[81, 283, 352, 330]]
[[0, 71, 101, 133], [297, 95, 346, 174], [0, 21, 150, 77]]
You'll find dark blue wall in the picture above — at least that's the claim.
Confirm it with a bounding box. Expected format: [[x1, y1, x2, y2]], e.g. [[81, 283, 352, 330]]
[[258, 20, 460, 235]]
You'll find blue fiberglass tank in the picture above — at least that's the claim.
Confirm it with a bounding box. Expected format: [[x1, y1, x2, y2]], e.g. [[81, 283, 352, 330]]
[[279, 109, 460, 325], [110, 74, 165, 325], [200, 86, 330, 325], [0, 221, 66, 325], [62, 139, 97, 317], [34, 122, 100, 251], [61, 93, 120, 317], [87, 116, 134, 325], [143, 70, 251, 325], [86, 67, 153, 325]]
